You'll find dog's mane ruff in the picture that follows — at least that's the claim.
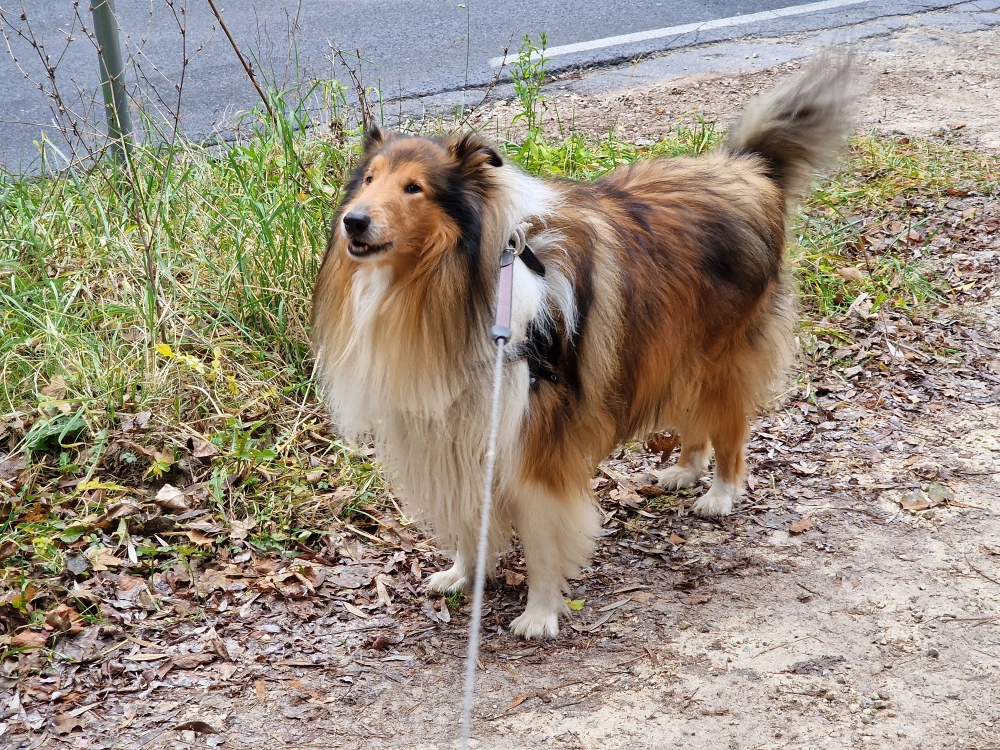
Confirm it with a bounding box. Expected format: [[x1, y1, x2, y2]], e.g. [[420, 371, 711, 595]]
[[482, 166, 587, 353]]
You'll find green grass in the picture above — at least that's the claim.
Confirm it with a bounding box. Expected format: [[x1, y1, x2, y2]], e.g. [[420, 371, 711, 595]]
[[794, 133, 999, 322], [0, 92, 372, 569], [2, 73, 998, 634]]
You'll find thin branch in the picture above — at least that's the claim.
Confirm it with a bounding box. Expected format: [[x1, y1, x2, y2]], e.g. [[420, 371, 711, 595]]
[[204, 0, 277, 126]]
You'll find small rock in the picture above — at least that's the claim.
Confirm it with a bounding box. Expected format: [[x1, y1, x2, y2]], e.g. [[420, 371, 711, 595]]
[[824, 691, 836, 701], [926, 648, 940, 658], [927, 483, 955, 506]]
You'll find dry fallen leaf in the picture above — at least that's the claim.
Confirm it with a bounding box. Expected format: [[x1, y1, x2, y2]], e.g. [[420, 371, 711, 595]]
[[504, 570, 526, 587], [789, 517, 814, 535], [342, 601, 370, 619], [506, 693, 531, 711], [172, 653, 215, 670], [375, 575, 393, 606], [645, 431, 680, 462], [255, 679, 267, 704], [172, 720, 218, 734], [11, 630, 47, 649], [669, 533, 686, 546], [185, 529, 216, 546], [0, 539, 18, 561], [96, 501, 142, 527], [123, 652, 169, 662], [228, 518, 251, 542], [155, 483, 190, 512], [51, 713, 85, 735], [84, 546, 122, 571], [679, 594, 711, 605], [837, 266, 865, 281], [900, 490, 930, 512], [188, 436, 220, 459], [44, 604, 83, 634], [636, 484, 667, 498], [40, 375, 68, 399], [792, 462, 819, 476], [206, 627, 231, 661], [927, 483, 955, 506]]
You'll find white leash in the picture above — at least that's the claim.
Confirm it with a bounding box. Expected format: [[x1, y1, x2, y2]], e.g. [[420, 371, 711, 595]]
[[458, 224, 535, 749], [458, 336, 506, 749]]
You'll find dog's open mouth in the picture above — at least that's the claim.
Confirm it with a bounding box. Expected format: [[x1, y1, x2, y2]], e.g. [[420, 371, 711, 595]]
[[347, 240, 393, 258]]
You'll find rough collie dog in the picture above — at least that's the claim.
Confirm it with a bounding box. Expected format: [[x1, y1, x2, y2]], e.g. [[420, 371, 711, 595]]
[[312, 57, 854, 638]]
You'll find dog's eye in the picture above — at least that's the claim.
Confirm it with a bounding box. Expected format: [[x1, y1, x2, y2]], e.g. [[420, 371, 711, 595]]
[[364, 174, 373, 185], [404, 183, 422, 194]]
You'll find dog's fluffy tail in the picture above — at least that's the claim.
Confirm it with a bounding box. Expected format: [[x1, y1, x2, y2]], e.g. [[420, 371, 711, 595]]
[[726, 52, 858, 201]]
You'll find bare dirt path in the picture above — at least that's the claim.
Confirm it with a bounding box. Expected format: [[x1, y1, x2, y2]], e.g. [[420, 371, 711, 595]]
[[470, 23, 1000, 153], [4, 18, 1000, 750]]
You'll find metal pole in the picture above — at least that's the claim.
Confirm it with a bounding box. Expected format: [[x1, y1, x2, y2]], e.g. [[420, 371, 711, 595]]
[[91, 0, 133, 161]]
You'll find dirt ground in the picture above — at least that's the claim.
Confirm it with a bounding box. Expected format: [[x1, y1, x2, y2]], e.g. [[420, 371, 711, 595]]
[[470, 25, 1000, 154], [4, 16, 1000, 750]]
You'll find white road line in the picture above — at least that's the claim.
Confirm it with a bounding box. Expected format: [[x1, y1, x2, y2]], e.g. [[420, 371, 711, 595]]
[[488, 0, 871, 67]]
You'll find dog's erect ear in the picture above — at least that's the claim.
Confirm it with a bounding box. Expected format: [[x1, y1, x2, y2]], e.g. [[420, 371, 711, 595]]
[[451, 132, 503, 174], [362, 125, 386, 155]]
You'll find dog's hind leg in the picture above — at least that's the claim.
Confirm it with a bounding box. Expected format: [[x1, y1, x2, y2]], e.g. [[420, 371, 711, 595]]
[[509, 484, 601, 639], [653, 437, 710, 490], [692, 411, 749, 518], [427, 542, 473, 593]]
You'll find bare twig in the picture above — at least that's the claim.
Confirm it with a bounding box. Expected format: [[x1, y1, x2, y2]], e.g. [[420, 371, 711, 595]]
[[205, 0, 277, 126], [965, 551, 1000, 587]]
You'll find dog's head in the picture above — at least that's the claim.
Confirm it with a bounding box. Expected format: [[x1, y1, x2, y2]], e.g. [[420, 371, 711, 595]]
[[333, 127, 503, 273]]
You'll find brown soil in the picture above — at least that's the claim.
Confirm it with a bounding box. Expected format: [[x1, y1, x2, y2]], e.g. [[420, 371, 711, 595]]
[[4, 21, 1000, 750]]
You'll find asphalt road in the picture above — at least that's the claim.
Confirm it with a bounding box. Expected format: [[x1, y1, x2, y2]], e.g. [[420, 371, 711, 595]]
[[0, 0, 970, 171]]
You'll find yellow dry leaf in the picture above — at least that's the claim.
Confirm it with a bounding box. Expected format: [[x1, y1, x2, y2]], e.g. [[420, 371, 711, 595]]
[[566, 599, 586, 611], [155, 343, 174, 358], [86, 547, 123, 571]]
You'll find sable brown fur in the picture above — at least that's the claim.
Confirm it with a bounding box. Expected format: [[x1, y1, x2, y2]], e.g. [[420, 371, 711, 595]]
[[312, 55, 855, 638]]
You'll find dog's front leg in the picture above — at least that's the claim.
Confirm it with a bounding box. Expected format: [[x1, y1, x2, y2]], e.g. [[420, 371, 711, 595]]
[[426, 543, 474, 593], [509, 485, 600, 639]]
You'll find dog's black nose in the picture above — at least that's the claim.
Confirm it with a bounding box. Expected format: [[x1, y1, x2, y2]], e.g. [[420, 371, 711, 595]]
[[343, 212, 371, 238]]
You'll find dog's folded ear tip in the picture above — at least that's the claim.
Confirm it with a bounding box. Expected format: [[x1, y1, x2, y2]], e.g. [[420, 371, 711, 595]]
[[363, 125, 386, 153], [453, 131, 504, 169]]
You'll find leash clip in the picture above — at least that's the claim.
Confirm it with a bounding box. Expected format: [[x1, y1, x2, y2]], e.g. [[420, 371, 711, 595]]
[[491, 248, 515, 343]]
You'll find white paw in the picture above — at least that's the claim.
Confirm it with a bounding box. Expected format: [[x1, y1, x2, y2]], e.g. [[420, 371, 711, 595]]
[[426, 566, 468, 593], [654, 464, 702, 490], [509, 609, 560, 639], [690, 480, 739, 517]]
